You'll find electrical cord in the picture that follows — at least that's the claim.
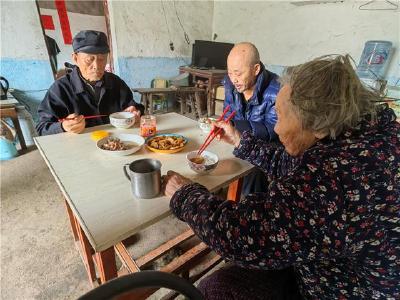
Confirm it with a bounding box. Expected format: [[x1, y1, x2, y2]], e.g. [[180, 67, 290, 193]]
[[173, 0, 190, 45], [160, 0, 174, 51], [160, 0, 190, 65]]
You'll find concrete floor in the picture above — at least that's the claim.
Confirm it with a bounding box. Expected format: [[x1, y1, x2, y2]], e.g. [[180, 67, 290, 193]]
[[1, 149, 91, 299], [1, 149, 197, 299], [1, 110, 221, 299]]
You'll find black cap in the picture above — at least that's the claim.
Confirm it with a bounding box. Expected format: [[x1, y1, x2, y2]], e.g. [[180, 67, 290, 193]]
[[72, 30, 110, 54]]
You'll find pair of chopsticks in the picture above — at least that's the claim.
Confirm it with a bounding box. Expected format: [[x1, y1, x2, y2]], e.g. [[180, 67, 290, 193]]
[[58, 114, 107, 122], [197, 105, 236, 155]]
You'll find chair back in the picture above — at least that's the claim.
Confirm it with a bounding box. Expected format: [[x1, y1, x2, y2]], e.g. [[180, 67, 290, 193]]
[[151, 78, 169, 111], [151, 78, 168, 89], [78, 270, 204, 300]]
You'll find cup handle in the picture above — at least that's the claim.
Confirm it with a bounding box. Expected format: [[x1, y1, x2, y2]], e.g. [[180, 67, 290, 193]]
[[123, 164, 131, 181]]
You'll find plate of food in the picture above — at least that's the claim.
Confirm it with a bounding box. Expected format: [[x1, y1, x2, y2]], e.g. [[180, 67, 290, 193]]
[[146, 134, 188, 154], [97, 134, 145, 156]]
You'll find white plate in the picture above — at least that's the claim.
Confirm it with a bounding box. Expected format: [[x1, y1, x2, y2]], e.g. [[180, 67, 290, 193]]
[[96, 134, 144, 156]]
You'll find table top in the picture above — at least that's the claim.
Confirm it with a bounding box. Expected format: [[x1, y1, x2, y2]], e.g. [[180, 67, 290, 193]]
[[132, 87, 205, 93], [179, 66, 227, 75], [34, 113, 253, 252], [0, 93, 19, 108], [132, 87, 178, 93]]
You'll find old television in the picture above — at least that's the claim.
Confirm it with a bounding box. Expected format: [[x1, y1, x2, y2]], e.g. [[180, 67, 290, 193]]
[[191, 40, 234, 70]]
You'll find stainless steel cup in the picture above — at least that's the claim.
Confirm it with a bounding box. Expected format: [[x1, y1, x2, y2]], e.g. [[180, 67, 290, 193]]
[[123, 159, 161, 199]]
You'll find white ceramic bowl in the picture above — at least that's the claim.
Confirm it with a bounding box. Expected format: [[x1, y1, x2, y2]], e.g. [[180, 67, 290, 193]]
[[198, 117, 216, 133], [97, 134, 144, 156], [109, 112, 135, 129], [186, 150, 219, 175]]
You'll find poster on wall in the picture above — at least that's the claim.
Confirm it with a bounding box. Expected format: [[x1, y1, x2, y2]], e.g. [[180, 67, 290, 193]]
[[37, 0, 108, 74]]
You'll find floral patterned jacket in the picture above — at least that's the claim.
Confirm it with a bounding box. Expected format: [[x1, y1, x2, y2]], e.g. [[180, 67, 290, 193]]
[[170, 105, 400, 299]]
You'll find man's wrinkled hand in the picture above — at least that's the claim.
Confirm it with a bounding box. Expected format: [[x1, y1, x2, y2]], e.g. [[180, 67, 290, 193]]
[[62, 113, 85, 134], [162, 170, 192, 198], [124, 106, 141, 121]]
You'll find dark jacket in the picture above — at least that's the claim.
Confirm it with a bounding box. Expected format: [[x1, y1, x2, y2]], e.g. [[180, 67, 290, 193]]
[[170, 106, 400, 299], [223, 63, 280, 141], [36, 66, 144, 136]]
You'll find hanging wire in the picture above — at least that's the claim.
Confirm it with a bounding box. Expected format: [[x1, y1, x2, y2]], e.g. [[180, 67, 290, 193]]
[[160, 0, 173, 47], [173, 0, 190, 45], [159, 1, 190, 65]]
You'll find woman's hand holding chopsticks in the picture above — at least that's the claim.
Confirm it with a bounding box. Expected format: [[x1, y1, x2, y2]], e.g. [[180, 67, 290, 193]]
[[212, 121, 241, 148], [197, 105, 239, 155]]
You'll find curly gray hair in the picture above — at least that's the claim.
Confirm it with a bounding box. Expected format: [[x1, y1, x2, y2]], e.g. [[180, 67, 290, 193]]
[[279, 55, 379, 138]]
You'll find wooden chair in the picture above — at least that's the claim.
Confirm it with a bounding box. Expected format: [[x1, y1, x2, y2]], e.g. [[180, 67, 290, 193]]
[[78, 270, 204, 300], [151, 78, 169, 113]]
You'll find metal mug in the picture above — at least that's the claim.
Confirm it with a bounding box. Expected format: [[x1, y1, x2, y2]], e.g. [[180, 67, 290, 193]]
[[123, 159, 161, 199]]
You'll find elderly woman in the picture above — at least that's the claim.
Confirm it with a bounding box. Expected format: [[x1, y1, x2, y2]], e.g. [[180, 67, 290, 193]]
[[163, 55, 400, 299]]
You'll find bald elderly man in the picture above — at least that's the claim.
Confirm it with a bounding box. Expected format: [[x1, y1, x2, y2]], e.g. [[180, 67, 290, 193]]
[[224, 42, 280, 194]]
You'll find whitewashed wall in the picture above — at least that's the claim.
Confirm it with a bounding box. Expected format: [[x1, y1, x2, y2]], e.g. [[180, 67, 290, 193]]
[[212, 1, 399, 84], [108, 0, 214, 88], [1, 1, 48, 60], [0, 0, 54, 120]]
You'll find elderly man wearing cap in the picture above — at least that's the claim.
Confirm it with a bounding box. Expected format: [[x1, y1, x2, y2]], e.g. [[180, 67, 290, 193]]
[[36, 30, 144, 136]]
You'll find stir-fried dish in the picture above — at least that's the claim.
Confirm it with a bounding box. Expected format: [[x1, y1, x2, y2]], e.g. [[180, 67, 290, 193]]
[[148, 135, 185, 150]]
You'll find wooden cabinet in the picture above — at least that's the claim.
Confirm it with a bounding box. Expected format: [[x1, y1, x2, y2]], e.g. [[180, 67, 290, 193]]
[[179, 66, 227, 117]]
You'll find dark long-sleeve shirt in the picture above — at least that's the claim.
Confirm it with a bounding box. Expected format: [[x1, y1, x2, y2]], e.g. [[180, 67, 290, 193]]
[[170, 105, 400, 299], [36, 66, 144, 136]]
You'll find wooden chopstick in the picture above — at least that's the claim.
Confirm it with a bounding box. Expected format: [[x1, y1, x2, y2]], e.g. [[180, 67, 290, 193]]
[[197, 105, 231, 155], [198, 110, 236, 155], [58, 114, 108, 122]]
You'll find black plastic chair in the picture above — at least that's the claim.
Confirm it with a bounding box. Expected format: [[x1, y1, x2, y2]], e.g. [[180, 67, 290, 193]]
[[78, 270, 204, 300]]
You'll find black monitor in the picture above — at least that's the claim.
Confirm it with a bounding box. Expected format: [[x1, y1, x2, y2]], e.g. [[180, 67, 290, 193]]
[[191, 40, 234, 70]]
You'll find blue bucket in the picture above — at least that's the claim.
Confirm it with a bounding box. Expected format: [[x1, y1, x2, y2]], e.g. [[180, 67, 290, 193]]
[[0, 137, 18, 160]]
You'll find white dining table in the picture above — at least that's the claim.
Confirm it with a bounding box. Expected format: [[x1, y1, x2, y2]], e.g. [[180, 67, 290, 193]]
[[34, 112, 253, 286]]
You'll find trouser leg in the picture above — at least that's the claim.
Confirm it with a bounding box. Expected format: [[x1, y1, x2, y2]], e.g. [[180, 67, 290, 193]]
[[197, 264, 302, 300]]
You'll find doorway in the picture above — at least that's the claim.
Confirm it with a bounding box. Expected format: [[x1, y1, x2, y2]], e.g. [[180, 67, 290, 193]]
[[35, 0, 114, 78]]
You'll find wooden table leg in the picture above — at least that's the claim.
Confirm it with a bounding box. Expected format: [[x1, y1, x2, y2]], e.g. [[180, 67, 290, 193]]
[[64, 200, 97, 284], [65, 200, 118, 285], [194, 91, 203, 118], [206, 87, 212, 117], [140, 94, 147, 114], [75, 218, 98, 284], [227, 178, 243, 201], [179, 93, 185, 115], [95, 247, 118, 284], [64, 200, 79, 242], [1, 107, 27, 150], [11, 115, 27, 150], [209, 79, 217, 117], [148, 93, 154, 115]]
